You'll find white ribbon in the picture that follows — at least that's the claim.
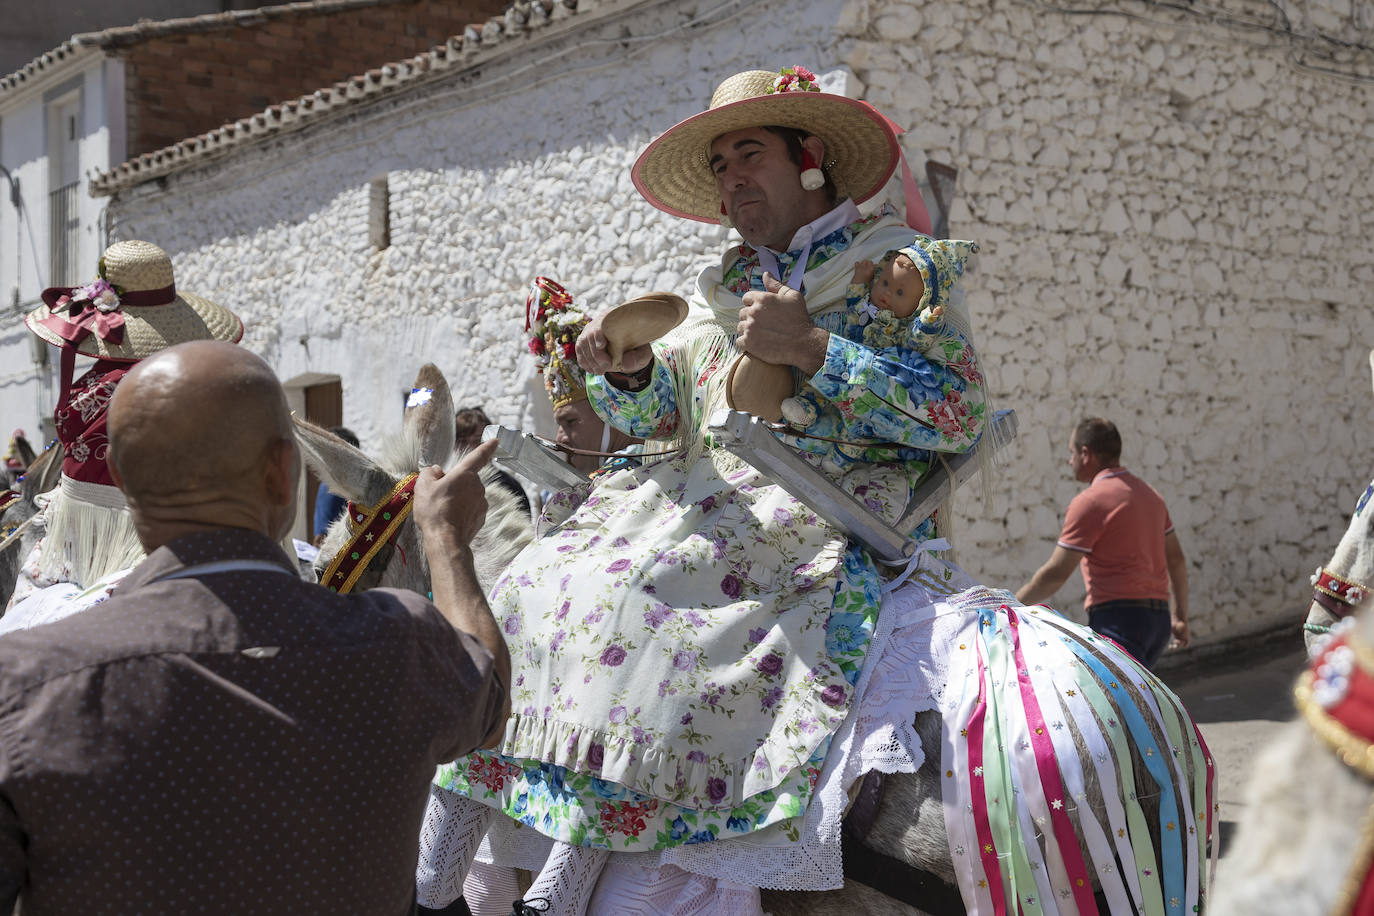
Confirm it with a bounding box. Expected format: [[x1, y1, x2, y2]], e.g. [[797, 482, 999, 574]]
[[880, 537, 952, 594]]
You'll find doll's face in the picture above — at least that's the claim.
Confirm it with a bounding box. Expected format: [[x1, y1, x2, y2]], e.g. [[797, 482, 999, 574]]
[[872, 254, 925, 318]]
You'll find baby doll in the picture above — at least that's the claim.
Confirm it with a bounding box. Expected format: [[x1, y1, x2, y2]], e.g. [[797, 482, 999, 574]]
[[780, 236, 978, 429]]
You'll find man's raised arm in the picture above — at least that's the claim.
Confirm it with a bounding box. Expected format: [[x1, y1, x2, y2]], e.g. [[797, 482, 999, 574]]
[[413, 439, 511, 747]]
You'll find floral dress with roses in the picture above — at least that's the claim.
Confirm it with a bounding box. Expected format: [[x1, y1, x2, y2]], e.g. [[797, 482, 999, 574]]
[[437, 207, 986, 851]]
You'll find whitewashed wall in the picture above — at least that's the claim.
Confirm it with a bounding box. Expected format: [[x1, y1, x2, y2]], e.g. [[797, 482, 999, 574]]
[[0, 54, 125, 446], [841, 0, 1374, 639], [106, 0, 1374, 646]]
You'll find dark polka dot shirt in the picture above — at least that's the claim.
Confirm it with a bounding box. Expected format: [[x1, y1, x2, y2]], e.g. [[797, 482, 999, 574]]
[[0, 528, 502, 915]]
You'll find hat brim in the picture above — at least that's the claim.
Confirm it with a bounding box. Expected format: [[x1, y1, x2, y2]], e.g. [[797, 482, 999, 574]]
[[632, 92, 900, 223], [25, 290, 244, 361]]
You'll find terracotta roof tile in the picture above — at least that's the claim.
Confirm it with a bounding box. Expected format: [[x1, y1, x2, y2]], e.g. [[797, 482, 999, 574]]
[[90, 0, 586, 196], [0, 0, 421, 94]]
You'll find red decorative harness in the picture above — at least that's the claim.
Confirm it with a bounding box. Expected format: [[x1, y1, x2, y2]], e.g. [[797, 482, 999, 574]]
[[1298, 632, 1374, 913], [1313, 567, 1371, 620], [319, 472, 418, 594]]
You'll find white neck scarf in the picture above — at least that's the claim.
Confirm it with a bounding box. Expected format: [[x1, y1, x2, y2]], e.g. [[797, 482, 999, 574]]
[[753, 199, 862, 293]]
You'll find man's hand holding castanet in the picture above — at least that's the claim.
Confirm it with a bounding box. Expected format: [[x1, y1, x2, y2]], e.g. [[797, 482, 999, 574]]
[[737, 272, 829, 376], [575, 312, 655, 377]]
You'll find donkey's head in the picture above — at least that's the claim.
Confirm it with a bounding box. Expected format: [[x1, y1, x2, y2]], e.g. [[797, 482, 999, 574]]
[[1303, 351, 1374, 652], [296, 364, 533, 598]]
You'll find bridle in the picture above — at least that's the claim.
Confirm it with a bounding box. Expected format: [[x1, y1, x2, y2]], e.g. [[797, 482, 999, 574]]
[[318, 472, 419, 595], [1312, 566, 1372, 622]]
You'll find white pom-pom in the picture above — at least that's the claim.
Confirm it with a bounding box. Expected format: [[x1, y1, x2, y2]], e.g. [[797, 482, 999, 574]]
[[800, 167, 825, 191], [780, 396, 814, 426]]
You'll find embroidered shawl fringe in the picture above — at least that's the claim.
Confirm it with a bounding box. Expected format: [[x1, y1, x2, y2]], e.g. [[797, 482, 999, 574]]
[[36, 486, 145, 587]]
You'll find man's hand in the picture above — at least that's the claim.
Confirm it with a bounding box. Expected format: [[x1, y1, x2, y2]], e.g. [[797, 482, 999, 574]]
[[1170, 616, 1191, 649], [413, 438, 498, 547], [413, 437, 512, 747], [737, 272, 829, 375], [575, 311, 654, 376]]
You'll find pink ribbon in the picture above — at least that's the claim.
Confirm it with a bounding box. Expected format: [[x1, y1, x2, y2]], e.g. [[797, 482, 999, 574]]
[[38, 297, 126, 347], [966, 639, 1009, 915], [1006, 605, 1100, 915], [860, 103, 934, 236]]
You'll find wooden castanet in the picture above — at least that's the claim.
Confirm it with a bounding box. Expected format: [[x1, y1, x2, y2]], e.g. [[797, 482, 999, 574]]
[[601, 293, 689, 370], [725, 354, 794, 422]]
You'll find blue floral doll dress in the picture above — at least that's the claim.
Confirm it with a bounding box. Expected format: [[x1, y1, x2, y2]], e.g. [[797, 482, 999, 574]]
[[779, 236, 980, 473], [434, 204, 987, 852]]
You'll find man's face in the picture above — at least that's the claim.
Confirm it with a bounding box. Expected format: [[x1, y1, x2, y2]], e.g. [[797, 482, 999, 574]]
[[709, 128, 829, 251], [554, 399, 604, 476], [1068, 439, 1093, 482]]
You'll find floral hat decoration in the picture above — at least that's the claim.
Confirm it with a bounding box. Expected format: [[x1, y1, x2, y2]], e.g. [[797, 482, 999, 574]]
[[26, 240, 242, 363], [631, 65, 901, 223], [24, 240, 244, 494], [525, 277, 591, 409]]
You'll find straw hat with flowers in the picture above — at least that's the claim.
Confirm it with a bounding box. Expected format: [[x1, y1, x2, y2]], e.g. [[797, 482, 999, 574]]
[[26, 239, 242, 362], [14, 240, 244, 591], [632, 66, 901, 223]]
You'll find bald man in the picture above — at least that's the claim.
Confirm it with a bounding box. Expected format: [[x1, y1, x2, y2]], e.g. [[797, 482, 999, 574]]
[[0, 341, 509, 916]]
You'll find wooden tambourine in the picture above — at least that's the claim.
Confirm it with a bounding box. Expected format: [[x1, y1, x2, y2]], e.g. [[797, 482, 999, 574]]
[[601, 292, 689, 370], [725, 354, 795, 423]]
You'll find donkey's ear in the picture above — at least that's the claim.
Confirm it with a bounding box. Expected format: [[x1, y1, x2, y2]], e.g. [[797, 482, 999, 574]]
[[293, 416, 394, 505], [20, 441, 63, 507], [404, 364, 455, 469], [1368, 349, 1374, 398]]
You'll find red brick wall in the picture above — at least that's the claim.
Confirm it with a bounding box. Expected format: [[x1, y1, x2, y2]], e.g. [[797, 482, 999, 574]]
[[119, 0, 508, 158]]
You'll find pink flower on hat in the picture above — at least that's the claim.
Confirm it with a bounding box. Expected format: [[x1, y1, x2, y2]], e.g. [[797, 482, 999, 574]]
[[770, 65, 819, 94], [67, 278, 122, 313]]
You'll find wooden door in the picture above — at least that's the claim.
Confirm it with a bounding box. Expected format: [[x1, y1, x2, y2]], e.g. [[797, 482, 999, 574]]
[[304, 380, 343, 539]]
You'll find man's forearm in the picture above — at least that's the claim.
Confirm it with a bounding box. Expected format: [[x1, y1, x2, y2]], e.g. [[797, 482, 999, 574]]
[[1016, 562, 1073, 606], [1016, 570, 1060, 607], [1167, 558, 1189, 622], [426, 530, 511, 712]]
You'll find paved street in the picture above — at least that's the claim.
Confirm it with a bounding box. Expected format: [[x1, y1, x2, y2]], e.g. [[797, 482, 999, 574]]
[[1156, 628, 1310, 862]]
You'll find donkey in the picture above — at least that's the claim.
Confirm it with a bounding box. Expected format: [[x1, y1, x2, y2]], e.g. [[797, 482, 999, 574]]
[[0, 442, 65, 611], [294, 364, 535, 598], [1210, 488, 1374, 915], [308, 365, 1213, 916], [1302, 353, 1374, 653], [1213, 354, 1374, 915]]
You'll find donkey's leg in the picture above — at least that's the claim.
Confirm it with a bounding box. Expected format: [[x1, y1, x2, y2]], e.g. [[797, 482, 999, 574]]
[[518, 841, 609, 916], [417, 784, 498, 908]]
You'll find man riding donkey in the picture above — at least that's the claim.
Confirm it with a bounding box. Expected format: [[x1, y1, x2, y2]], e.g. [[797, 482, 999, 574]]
[[2, 240, 243, 628], [417, 66, 989, 914]]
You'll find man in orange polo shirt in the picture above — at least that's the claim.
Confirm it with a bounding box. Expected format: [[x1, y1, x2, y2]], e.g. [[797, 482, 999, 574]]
[[1016, 417, 1190, 667]]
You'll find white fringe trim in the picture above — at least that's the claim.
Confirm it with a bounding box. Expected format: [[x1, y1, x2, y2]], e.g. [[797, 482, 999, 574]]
[[36, 476, 145, 588]]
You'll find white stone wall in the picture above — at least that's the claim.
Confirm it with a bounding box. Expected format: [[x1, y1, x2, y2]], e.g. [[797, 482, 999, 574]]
[[105, 0, 1374, 645], [846, 0, 1374, 636], [107, 0, 853, 508]]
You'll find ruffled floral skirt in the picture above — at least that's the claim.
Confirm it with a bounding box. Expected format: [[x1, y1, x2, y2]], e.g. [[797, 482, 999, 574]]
[[438, 451, 887, 849]]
